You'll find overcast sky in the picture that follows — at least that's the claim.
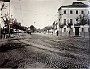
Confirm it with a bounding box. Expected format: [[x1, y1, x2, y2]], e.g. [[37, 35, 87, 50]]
[[1, 0, 88, 29]]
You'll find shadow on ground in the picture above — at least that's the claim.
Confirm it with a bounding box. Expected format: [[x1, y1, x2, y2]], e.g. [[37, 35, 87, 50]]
[[0, 43, 24, 52]]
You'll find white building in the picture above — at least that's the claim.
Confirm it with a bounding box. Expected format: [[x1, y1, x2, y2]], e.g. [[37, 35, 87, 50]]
[[58, 2, 90, 37]]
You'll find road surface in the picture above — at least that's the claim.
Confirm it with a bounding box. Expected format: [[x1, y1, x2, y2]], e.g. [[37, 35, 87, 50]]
[[0, 33, 89, 68]]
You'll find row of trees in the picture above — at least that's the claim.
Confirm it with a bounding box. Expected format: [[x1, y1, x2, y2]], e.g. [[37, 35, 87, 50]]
[[0, 13, 29, 38], [1, 15, 38, 38], [0, 1, 37, 38], [33, 13, 89, 36]]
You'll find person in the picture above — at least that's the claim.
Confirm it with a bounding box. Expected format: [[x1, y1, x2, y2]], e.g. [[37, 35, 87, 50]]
[[1, 28, 3, 39], [69, 31, 70, 36], [2, 27, 6, 38], [30, 31, 31, 35], [57, 31, 58, 36]]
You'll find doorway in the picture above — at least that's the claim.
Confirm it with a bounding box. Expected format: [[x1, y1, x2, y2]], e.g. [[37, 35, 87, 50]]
[[75, 27, 79, 36]]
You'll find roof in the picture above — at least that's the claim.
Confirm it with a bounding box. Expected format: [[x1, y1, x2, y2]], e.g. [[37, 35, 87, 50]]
[[58, 2, 89, 10]]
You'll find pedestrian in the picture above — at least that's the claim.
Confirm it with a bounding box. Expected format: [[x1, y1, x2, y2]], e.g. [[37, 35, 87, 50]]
[[57, 31, 58, 36], [1, 28, 3, 39], [3, 27, 6, 38], [69, 31, 70, 36], [30, 31, 31, 35]]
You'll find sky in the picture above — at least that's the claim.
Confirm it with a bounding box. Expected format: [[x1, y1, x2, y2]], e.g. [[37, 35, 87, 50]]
[[1, 0, 89, 29]]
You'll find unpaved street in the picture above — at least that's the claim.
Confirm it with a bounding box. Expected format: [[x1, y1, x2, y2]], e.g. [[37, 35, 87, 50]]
[[0, 33, 89, 68]]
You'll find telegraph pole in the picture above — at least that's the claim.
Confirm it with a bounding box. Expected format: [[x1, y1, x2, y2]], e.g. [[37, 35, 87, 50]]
[[8, 1, 10, 37], [88, 2, 90, 69], [0, 1, 2, 39], [19, 0, 23, 24], [0, 2, 1, 39]]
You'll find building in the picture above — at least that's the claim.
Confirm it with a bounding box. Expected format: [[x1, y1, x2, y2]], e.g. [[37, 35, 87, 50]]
[[58, 2, 90, 37]]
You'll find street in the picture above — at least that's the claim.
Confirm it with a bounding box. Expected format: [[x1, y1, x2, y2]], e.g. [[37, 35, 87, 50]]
[[0, 33, 89, 68]]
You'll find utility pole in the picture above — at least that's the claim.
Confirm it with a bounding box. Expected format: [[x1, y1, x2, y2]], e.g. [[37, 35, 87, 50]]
[[88, 2, 90, 69], [0, 1, 2, 39], [8, 1, 10, 37], [19, 0, 23, 24]]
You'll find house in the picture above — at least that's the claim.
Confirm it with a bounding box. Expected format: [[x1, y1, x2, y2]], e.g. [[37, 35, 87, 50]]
[[58, 2, 90, 37]]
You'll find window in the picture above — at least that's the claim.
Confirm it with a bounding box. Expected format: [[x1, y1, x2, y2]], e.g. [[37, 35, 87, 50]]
[[70, 10, 73, 14], [70, 19, 73, 23], [81, 11, 84, 14], [59, 19, 60, 21], [76, 19, 78, 21], [64, 19, 66, 25], [88, 11, 89, 14], [64, 10, 66, 14], [76, 10, 78, 14], [64, 28, 66, 32], [88, 19, 89, 25], [82, 28, 84, 32]]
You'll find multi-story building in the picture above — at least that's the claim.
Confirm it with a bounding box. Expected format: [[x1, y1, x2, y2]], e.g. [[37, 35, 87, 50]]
[[58, 2, 90, 37]]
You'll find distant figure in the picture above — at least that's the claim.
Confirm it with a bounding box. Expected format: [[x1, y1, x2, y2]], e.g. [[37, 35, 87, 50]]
[[1, 28, 3, 39], [3, 27, 6, 38], [57, 31, 58, 36], [69, 31, 70, 36], [30, 32, 31, 35]]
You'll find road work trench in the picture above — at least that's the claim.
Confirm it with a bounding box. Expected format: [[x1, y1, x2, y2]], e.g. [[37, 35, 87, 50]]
[[0, 40, 27, 68]]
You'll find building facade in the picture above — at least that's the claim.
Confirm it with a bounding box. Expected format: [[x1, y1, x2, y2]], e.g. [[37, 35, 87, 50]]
[[58, 2, 90, 37]]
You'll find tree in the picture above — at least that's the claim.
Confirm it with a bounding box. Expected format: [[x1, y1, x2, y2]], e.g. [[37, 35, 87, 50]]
[[67, 22, 73, 28], [52, 21, 56, 29], [75, 14, 88, 26], [36, 28, 41, 33], [75, 14, 89, 37], [1, 14, 11, 37], [12, 22, 26, 31], [43, 26, 52, 33], [30, 25, 36, 32], [52, 22, 57, 34]]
